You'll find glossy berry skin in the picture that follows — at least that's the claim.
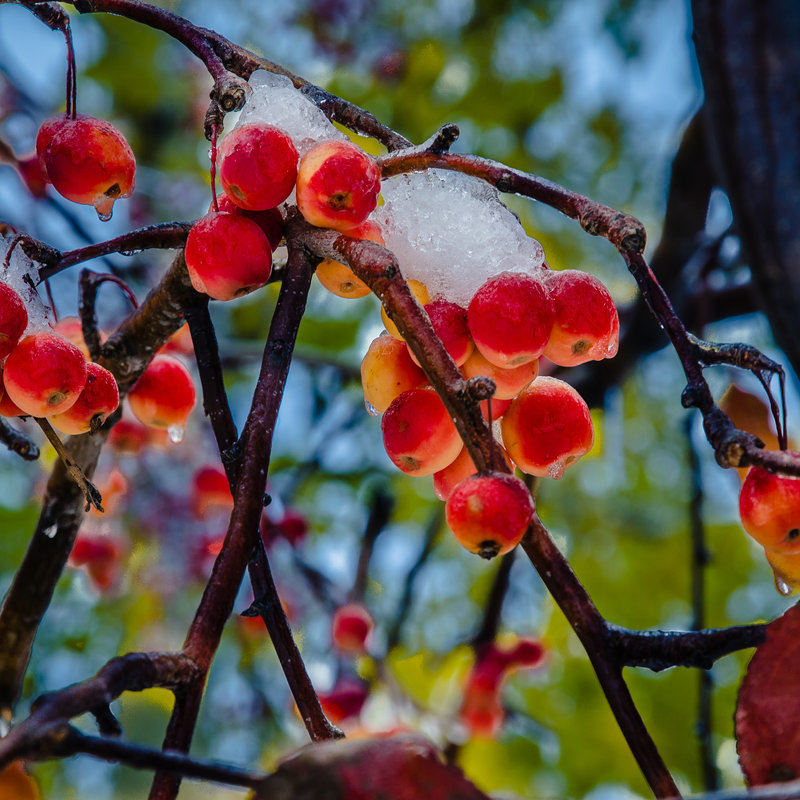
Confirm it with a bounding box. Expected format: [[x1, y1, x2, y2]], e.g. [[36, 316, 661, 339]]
[[4, 333, 87, 417], [185, 212, 272, 301], [42, 115, 136, 219], [0, 282, 28, 359], [468, 271, 554, 368], [50, 362, 119, 435], [381, 387, 461, 476], [739, 463, 800, 554], [214, 194, 284, 251], [35, 113, 83, 179], [446, 472, 535, 559], [219, 123, 298, 211], [296, 140, 381, 232], [361, 334, 427, 415], [543, 269, 619, 367], [501, 377, 594, 478], [332, 603, 374, 652], [127, 355, 196, 432]]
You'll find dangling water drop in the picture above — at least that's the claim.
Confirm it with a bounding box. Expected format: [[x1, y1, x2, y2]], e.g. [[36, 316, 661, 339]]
[[168, 424, 185, 444], [365, 400, 379, 417], [94, 196, 115, 222], [42, 523, 58, 539], [775, 575, 794, 596]]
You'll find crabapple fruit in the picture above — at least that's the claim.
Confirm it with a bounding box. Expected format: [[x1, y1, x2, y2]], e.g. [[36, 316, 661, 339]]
[[361, 334, 427, 415], [4, 332, 87, 417], [467, 271, 554, 368], [318, 679, 370, 725], [70, 532, 122, 592], [191, 465, 233, 517], [214, 194, 284, 251], [296, 140, 381, 231], [0, 282, 27, 359], [315, 219, 384, 299], [501, 377, 594, 478], [49, 361, 119, 435], [739, 463, 800, 554], [381, 388, 461, 476], [461, 348, 538, 400], [446, 472, 535, 559], [15, 153, 48, 198], [185, 212, 272, 301], [127, 354, 196, 437], [218, 123, 298, 211], [381, 279, 430, 340], [332, 603, 374, 652], [41, 115, 135, 219], [408, 299, 473, 368], [542, 269, 619, 366]]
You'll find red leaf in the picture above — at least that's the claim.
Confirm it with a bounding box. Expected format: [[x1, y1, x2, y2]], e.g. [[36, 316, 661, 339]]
[[736, 602, 800, 784], [259, 733, 491, 800]]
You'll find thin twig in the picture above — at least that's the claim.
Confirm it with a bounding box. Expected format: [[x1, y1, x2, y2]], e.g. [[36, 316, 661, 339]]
[[35, 418, 103, 512], [0, 418, 39, 461]]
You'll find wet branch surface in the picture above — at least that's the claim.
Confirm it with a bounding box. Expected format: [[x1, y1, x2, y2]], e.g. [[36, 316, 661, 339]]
[[0, 2, 792, 798]]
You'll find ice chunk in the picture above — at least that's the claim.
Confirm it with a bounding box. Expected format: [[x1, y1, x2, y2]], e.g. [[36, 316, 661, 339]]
[[0, 235, 52, 334], [238, 70, 347, 156], [375, 169, 545, 306]]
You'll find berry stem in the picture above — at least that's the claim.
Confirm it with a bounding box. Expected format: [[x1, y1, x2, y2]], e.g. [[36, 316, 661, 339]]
[[34, 418, 103, 511], [209, 127, 219, 213]]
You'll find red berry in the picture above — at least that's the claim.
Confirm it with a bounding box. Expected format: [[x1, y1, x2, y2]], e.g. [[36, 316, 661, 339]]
[[41, 115, 135, 219], [468, 271, 554, 368], [381, 388, 461, 476], [0, 282, 28, 359], [740, 462, 800, 554], [332, 603, 374, 652], [501, 377, 594, 478], [185, 212, 273, 301], [219, 123, 298, 211], [49, 361, 119, 435], [296, 140, 381, 232], [446, 472, 535, 559], [4, 332, 88, 417], [127, 355, 196, 437]]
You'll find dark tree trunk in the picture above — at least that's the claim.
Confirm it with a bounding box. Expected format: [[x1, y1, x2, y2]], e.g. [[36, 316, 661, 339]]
[[692, 1, 800, 377]]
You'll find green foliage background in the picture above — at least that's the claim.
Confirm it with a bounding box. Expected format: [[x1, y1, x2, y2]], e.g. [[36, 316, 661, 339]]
[[0, 1, 794, 798]]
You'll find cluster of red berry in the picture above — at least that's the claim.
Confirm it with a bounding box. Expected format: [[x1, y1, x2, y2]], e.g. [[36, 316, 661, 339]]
[[185, 123, 380, 301], [0, 281, 118, 434], [361, 267, 618, 559]]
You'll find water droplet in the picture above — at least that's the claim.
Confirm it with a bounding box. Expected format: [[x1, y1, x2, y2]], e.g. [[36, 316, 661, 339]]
[[167, 424, 185, 444], [0, 718, 9, 737], [547, 461, 566, 480], [120, 249, 142, 257], [365, 401, 379, 417], [94, 196, 115, 221], [42, 523, 58, 539], [775, 575, 794, 596]]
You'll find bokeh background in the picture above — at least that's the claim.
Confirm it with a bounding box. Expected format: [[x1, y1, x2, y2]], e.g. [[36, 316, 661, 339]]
[[0, 1, 794, 798]]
